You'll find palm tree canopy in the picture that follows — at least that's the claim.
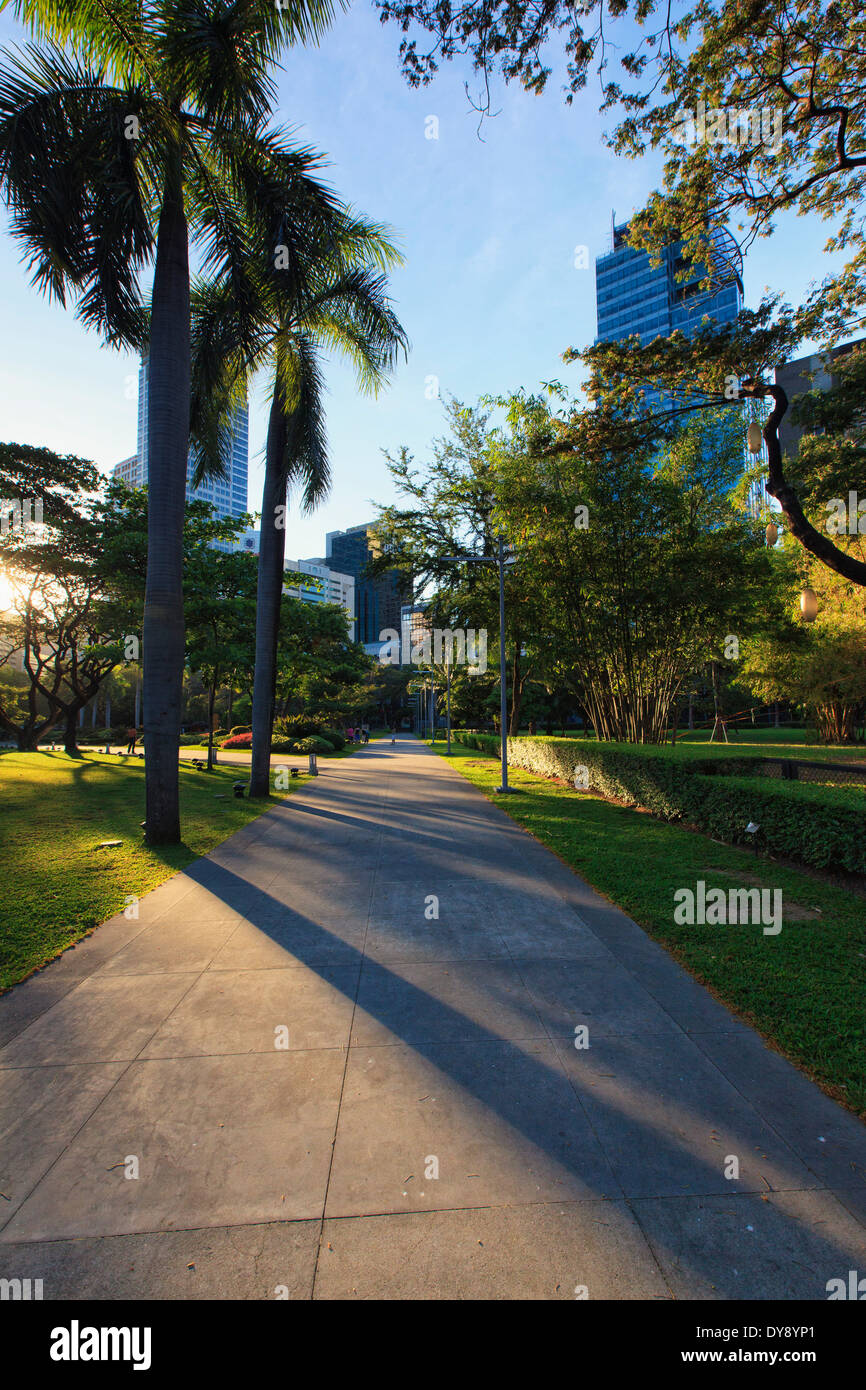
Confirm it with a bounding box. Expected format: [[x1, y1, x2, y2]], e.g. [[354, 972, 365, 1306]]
[[0, 0, 344, 346], [189, 188, 409, 509]]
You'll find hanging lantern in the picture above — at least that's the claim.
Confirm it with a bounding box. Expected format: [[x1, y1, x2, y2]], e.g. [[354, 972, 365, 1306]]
[[747, 421, 763, 454], [800, 588, 818, 622], [765, 520, 778, 546]]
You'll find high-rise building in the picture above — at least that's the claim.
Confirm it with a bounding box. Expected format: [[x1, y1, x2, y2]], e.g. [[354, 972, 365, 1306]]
[[232, 534, 356, 640], [596, 219, 743, 348], [775, 338, 866, 461], [284, 559, 356, 642], [325, 524, 410, 655], [595, 218, 763, 509], [132, 354, 249, 543], [111, 455, 142, 488]]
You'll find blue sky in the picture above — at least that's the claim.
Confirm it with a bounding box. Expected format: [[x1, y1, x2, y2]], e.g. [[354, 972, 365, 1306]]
[[0, 2, 844, 561]]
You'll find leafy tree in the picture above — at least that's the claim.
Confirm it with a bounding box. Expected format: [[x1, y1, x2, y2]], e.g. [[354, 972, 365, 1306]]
[[372, 397, 538, 732], [0, 534, 124, 752], [0, 0, 336, 841], [0, 441, 119, 749], [377, 0, 866, 337], [275, 601, 372, 722], [379, 0, 866, 591], [495, 391, 776, 742], [741, 554, 866, 742], [569, 308, 866, 587], [184, 546, 258, 770]]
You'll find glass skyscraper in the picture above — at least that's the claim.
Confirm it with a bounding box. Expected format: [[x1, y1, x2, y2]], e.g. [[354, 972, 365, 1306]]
[[135, 355, 249, 541], [326, 524, 410, 654], [594, 220, 765, 512], [596, 220, 743, 347]]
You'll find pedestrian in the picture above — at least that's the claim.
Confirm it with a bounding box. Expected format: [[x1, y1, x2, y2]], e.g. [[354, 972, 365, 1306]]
[[347, 725, 354, 744], [125, 726, 137, 754], [362, 722, 369, 743], [390, 724, 396, 745]]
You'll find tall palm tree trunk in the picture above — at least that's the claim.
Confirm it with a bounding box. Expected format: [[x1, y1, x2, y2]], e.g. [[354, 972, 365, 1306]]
[[142, 148, 190, 844], [249, 394, 288, 798]]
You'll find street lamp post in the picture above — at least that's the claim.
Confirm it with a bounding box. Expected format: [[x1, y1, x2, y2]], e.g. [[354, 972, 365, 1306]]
[[445, 649, 452, 755], [496, 533, 510, 793]]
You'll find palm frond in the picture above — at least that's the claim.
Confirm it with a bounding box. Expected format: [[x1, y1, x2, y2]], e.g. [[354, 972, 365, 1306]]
[[189, 272, 264, 485], [274, 335, 330, 511], [5, 0, 153, 84]]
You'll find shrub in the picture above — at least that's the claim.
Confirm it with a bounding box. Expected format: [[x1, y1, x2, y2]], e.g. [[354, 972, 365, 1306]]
[[453, 732, 866, 873], [295, 735, 335, 755], [273, 716, 322, 741], [319, 728, 345, 750], [228, 725, 252, 737], [222, 732, 253, 748], [270, 738, 299, 754]]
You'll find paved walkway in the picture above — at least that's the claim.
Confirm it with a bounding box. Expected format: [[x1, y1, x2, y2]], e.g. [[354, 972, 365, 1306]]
[[1, 737, 864, 1299]]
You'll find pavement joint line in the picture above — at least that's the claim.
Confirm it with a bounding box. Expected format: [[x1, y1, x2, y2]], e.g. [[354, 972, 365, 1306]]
[[0, 1184, 851, 1249], [310, 760, 393, 1300]]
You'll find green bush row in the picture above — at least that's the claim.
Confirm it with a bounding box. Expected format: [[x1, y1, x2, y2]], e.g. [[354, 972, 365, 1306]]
[[271, 734, 339, 755], [453, 732, 866, 873]]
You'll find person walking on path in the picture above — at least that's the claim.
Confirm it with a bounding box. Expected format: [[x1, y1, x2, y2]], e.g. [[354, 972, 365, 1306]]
[[390, 724, 396, 745], [125, 726, 138, 755]]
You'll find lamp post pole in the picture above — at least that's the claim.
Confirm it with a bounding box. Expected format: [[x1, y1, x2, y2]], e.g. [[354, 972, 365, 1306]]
[[496, 533, 509, 793], [446, 650, 452, 755]]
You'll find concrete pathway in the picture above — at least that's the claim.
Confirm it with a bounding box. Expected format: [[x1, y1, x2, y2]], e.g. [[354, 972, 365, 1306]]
[[1, 736, 864, 1300]]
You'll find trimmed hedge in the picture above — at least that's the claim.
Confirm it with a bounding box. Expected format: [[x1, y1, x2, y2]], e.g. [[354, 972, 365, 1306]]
[[681, 774, 866, 874], [453, 732, 866, 874], [222, 732, 252, 748]]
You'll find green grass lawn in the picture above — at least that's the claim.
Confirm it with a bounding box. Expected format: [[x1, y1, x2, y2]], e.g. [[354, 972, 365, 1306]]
[[437, 742, 866, 1117], [0, 751, 314, 991]]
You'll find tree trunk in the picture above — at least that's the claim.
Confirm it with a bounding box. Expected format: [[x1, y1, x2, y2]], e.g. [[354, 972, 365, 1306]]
[[105, 693, 111, 730], [250, 391, 289, 797], [142, 147, 190, 843], [710, 660, 724, 740], [508, 647, 523, 736], [64, 708, 79, 756], [206, 677, 217, 772]]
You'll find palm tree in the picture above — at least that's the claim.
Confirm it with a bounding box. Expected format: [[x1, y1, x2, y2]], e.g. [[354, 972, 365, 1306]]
[[190, 195, 407, 796], [0, 0, 337, 842]]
